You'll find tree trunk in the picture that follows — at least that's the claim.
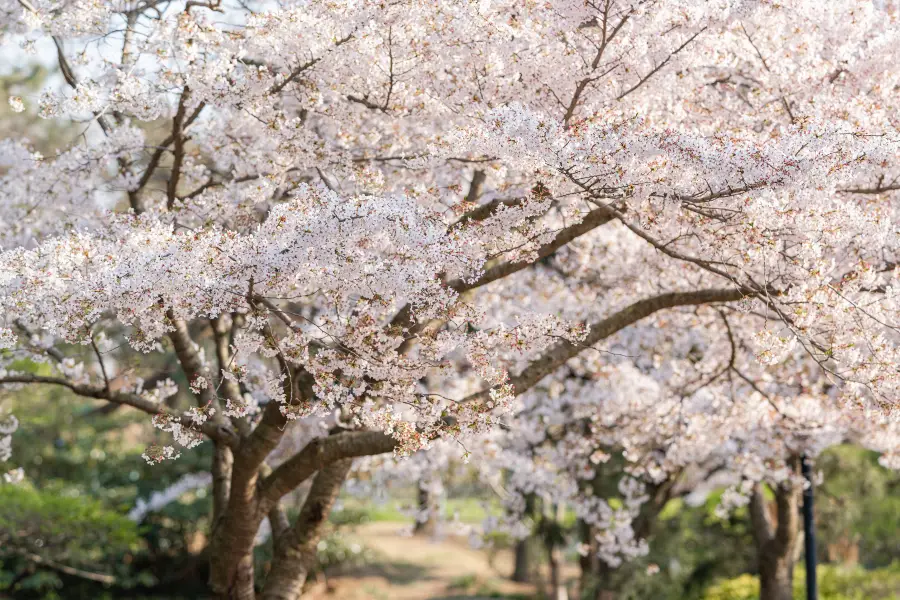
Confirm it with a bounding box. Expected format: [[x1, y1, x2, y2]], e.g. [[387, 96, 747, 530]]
[[577, 519, 593, 598], [511, 493, 536, 583], [542, 503, 569, 600], [208, 442, 261, 600], [759, 551, 794, 600], [259, 459, 352, 600], [511, 538, 531, 583], [208, 492, 265, 599], [207, 429, 397, 598], [413, 481, 439, 537], [209, 527, 261, 599], [749, 463, 802, 600], [547, 542, 569, 600]]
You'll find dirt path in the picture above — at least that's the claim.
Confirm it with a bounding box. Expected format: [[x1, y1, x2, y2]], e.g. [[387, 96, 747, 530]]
[[305, 522, 553, 600]]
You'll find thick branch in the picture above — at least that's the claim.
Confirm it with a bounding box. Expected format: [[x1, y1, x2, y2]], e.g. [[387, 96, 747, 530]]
[[464, 287, 753, 404], [211, 442, 234, 523], [211, 315, 251, 436], [269, 503, 291, 541], [450, 196, 522, 229], [393, 207, 617, 352], [166, 311, 216, 407], [447, 207, 616, 293], [259, 430, 397, 509]]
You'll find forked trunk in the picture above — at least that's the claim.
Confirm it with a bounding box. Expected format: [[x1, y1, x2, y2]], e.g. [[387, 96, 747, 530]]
[[259, 459, 353, 600]]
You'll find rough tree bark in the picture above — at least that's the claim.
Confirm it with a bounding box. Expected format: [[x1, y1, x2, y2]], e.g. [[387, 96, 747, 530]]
[[512, 538, 532, 583], [206, 422, 398, 599], [260, 459, 354, 600], [749, 462, 802, 600]]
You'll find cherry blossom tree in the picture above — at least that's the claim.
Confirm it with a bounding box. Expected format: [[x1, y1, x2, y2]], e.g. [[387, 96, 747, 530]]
[[471, 311, 900, 599], [1, 1, 900, 599]]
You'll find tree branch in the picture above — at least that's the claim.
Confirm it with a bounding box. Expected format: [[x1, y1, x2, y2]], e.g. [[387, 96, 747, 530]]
[[616, 27, 707, 101], [447, 207, 616, 293], [260, 459, 353, 600], [15, 550, 116, 585], [464, 286, 754, 404], [259, 430, 397, 509], [166, 88, 192, 209], [0, 374, 237, 447]]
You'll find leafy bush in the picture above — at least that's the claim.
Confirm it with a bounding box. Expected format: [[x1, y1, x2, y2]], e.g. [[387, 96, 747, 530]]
[[0, 484, 142, 598], [703, 563, 900, 600], [0, 484, 139, 559]]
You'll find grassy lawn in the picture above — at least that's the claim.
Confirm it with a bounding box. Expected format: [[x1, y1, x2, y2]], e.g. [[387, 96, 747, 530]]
[[336, 490, 502, 525]]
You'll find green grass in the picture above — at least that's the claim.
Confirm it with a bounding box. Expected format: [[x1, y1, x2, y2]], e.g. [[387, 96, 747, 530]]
[[337, 493, 501, 524]]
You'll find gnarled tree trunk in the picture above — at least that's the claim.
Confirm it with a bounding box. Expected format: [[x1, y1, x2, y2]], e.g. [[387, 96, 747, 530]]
[[260, 459, 353, 600], [206, 417, 396, 599]]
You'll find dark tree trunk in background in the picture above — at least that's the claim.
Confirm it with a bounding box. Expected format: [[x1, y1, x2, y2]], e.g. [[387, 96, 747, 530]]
[[577, 518, 601, 600], [512, 494, 536, 583], [512, 538, 532, 583], [541, 503, 569, 600], [801, 455, 818, 600]]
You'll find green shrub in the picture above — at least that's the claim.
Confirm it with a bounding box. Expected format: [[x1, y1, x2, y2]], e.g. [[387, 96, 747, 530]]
[[0, 484, 142, 598], [703, 563, 900, 600], [0, 484, 139, 560], [702, 574, 760, 600]]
